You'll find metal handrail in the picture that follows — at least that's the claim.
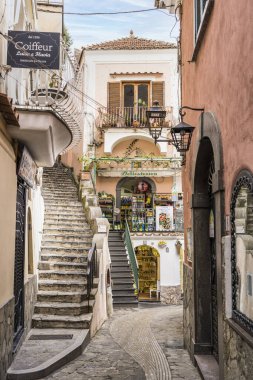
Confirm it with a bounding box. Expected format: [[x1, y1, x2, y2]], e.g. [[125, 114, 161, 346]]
[[86, 244, 98, 309], [124, 220, 139, 291]]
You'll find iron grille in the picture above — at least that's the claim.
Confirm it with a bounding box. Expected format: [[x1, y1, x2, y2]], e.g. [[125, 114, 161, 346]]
[[231, 170, 253, 335], [13, 180, 26, 349]]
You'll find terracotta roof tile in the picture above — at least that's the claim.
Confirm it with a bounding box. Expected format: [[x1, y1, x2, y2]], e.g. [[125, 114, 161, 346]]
[[85, 33, 176, 51]]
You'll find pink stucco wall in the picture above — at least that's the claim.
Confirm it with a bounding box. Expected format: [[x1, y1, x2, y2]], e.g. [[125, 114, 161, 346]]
[[181, 0, 253, 227]]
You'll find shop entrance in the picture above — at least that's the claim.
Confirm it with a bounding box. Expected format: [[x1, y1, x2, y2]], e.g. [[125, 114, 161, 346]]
[[116, 177, 156, 231], [135, 245, 160, 301]]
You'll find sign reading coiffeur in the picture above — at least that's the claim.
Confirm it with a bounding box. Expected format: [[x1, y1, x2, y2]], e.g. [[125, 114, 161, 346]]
[[7, 31, 60, 69]]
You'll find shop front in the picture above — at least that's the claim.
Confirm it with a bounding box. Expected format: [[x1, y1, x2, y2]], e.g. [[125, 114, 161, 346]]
[[98, 177, 183, 232]]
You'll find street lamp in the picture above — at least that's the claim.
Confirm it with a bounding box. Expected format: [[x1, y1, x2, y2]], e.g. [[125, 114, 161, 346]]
[[146, 104, 204, 154], [146, 101, 167, 142]]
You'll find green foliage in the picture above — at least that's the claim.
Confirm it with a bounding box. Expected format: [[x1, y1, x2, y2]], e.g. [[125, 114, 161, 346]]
[[63, 26, 73, 49]]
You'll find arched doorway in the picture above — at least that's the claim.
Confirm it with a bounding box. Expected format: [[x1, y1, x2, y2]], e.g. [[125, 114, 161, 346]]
[[135, 245, 160, 301], [191, 112, 224, 368]]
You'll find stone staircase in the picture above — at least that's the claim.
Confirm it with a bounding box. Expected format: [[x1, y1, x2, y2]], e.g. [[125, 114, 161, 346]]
[[109, 231, 138, 307], [32, 166, 94, 329]]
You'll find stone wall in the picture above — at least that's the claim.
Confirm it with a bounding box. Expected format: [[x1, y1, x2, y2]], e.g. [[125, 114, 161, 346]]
[[223, 321, 253, 379], [24, 274, 37, 333], [160, 285, 182, 305], [183, 263, 194, 357], [0, 297, 14, 380]]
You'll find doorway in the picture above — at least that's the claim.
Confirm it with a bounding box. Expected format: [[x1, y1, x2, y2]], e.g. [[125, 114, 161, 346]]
[[193, 138, 219, 361], [135, 245, 160, 301]]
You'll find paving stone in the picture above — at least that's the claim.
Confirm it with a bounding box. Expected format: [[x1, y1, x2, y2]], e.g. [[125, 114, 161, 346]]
[[43, 305, 199, 380]]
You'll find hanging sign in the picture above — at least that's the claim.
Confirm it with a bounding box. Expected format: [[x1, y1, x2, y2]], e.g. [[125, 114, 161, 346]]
[[18, 147, 37, 188], [7, 31, 60, 69], [156, 206, 174, 231]]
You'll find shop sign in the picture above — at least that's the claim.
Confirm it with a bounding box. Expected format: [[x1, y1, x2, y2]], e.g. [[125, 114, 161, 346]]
[[18, 147, 37, 188], [98, 169, 173, 177], [156, 206, 174, 231], [7, 31, 60, 69]]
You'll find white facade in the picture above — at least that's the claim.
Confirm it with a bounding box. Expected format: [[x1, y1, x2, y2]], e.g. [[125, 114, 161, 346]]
[[80, 46, 179, 154]]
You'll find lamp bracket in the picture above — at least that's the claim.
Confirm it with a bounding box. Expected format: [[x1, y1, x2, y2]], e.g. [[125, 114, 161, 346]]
[[179, 106, 205, 119]]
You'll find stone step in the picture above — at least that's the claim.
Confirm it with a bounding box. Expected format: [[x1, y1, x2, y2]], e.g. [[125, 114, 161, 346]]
[[111, 272, 133, 279], [38, 279, 87, 292], [32, 313, 92, 329], [112, 278, 134, 285], [112, 286, 135, 292], [43, 185, 76, 191], [41, 253, 87, 263], [41, 247, 90, 255], [39, 270, 86, 281], [37, 290, 95, 303], [45, 205, 84, 212], [43, 195, 78, 201], [41, 241, 91, 249], [42, 235, 92, 244], [44, 211, 85, 217], [112, 290, 136, 296], [111, 267, 132, 273], [44, 200, 82, 206], [109, 242, 125, 246], [110, 254, 128, 259], [34, 300, 94, 316], [43, 229, 92, 236], [43, 191, 78, 197], [38, 261, 87, 271], [110, 258, 129, 264], [113, 300, 138, 308], [43, 221, 90, 228]]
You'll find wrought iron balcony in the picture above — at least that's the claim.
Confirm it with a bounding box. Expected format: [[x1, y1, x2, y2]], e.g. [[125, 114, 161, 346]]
[[97, 106, 173, 129], [4, 46, 83, 165]]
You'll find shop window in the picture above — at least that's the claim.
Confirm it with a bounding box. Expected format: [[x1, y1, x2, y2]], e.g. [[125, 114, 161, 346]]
[[231, 170, 253, 334], [193, 0, 214, 60]]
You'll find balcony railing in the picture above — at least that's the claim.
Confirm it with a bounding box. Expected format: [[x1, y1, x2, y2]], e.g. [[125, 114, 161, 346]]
[[5, 45, 83, 153], [98, 106, 173, 129]]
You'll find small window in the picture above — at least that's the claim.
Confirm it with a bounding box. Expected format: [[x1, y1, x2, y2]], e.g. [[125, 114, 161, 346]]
[[195, 0, 209, 38], [193, 0, 214, 60]]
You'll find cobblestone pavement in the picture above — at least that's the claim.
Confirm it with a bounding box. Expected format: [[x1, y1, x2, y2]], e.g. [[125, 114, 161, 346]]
[[45, 305, 200, 380]]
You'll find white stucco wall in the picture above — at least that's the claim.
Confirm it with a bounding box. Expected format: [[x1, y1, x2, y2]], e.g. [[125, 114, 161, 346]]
[[80, 47, 179, 154], [131, 235, 184, 286]]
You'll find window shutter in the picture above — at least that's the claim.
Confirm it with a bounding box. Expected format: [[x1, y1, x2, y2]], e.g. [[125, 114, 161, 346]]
[[108, 82, 121, 109], [152, 81, 164, 107]]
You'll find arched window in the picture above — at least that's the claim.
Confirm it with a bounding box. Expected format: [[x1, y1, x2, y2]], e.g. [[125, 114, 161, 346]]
[[231, 170, 253, 334]]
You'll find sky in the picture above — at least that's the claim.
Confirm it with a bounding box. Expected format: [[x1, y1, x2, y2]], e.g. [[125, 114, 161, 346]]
[[64, 0, 179, 49]]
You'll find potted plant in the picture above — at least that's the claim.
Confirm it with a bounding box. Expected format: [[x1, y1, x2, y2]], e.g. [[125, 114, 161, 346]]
[[79, 156, 93, 180]]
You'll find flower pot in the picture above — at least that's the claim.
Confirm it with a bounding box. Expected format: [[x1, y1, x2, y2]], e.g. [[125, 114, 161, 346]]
[[80, 171, 90, 180]]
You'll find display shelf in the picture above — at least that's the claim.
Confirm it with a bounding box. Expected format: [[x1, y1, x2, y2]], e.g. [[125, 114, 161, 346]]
[[99, 195, 114, 229]]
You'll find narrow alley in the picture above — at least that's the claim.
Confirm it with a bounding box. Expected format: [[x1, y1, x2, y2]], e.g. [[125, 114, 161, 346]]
[[43, 305, 200, 380]]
